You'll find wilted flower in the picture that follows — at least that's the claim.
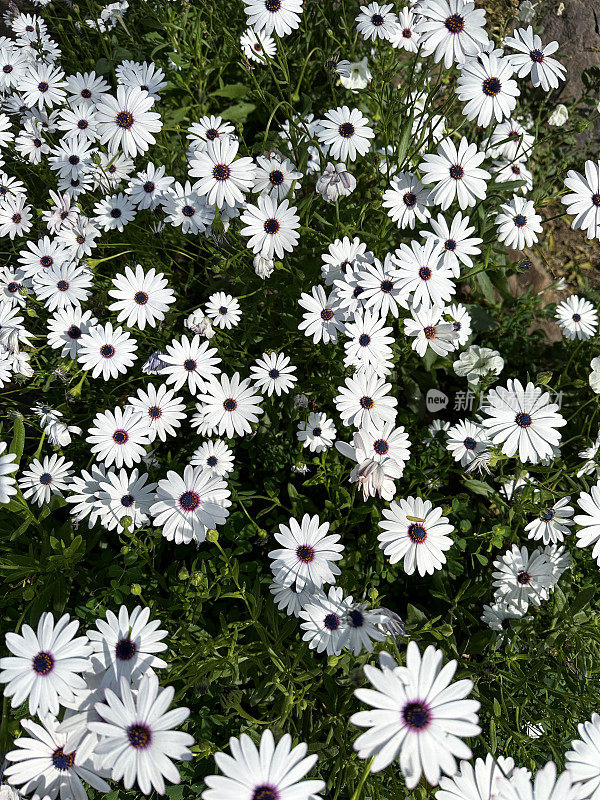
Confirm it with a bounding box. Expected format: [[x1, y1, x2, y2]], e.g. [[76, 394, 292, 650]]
[[184, 310, 215, 338], [339, 58, 372, 91], [253, 254, 275, 278], [316, 162, 357, 202], [454, 345, 504, 384], [548, 104, 569, 126]]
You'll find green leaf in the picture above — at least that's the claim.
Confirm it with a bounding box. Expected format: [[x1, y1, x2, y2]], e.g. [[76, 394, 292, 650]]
[[221, 102, 256, 123], [571, 586, 595, 615], [9, 417, 25, 465], [210, 83, 249, 99]]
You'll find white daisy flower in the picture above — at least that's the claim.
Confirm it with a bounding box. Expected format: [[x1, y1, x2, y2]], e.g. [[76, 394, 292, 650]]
[[299, 586, 348, 655], [190, 439, 235, 477], [162, 334, 221, 394], [357, 256, 405, 318], [19, 454, 72, 506], [116, 60, 167, 100], [498, 758, 577, 800], [390, 6, 421, 51], [89, 672, 194, 795], [480, 379, 566, 463], [17, 235, 71, 283], [343, 308, 394, 376], [444, 302, 472, 345], [270, 573, 316, 616], [240, 196, 300, 259], [205, 292, 242, 330], [335, 427, 404, 502], [108, 264, 175, 330], [150, 464, 231, 545], [19, 62, 66, 109], [505, 26, 566, 90], [250, 351, 297, 396], [453, 344, 504, 383], [252, 153, 302, 200], [297, 411, 337, 453], [382, 171, 431, 229], [495, 195, 542, 250], [93, 191, 136, 232], [555, 295, 598, 340], [32, 262, 93, 312], [127, 383, 186, 442], [95, 85, 162, 157], [405, 304, 458, 357], [491, 158, 533, 193], [351, 642, 480, 785], [187, 115, 234, 149], [298, 284, 344, 344], [334, 371, 398, 429], [41, 190, 79, 234], [47, 307, 97, 358], [525, 497, 574, 545], [126, 163, 174, 209], [77, 322, 137, 380], [240, 27, 277, 62], [415, 0, 489, 67], [378, 495, 454, 575], [66, 70, 111, 105], [202, 729, 324, 800], [446, 420, 489, 466], [481, 600, 524, 630], [0, 441, 18, 504], [492, 544, 555, 611], [0, 265, 26, 307], [0, 611, 91, 716], [196, 373, 264, 438], [355, 2, 398, 40], [162, 180, 215, 234], [420, 136, 491, 210], [87, 406, 152, 469], [4, 715, 110, 800], [189, 137, 255, 209], [393, 238, 456, 309], [269, 513, 343, 590], [487, 117, 535, 160], [243, 0, 304, 36], [56, 100, 98, 142], [562, 160, 600, 241], [456, 52, 519, 127], [566, 714, 600, 798], [317, 106, 374, 162], [0, 194, 32, 239]]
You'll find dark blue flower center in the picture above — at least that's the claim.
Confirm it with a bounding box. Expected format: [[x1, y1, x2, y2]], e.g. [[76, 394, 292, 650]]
[[339, 122, 355, 138], [296, 544, 315, 563], [120, 494, 135, 508], [515, 412, 532, 428], [127, 724, 152, 749], [40, 472, 52, 485], [403, 701, 431, 729], [52, 747, 75, 771], [324, 612, 341, 630], [179, 490, 200, 511], [407, 523, 427, 543], [32, 651, 54, 675], [115, 637, 137, 659]]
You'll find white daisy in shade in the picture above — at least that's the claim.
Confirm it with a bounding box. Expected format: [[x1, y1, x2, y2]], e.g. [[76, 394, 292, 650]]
[[0, 265, 26, 307], [253, 153, 302, 200], [334, 372, 398, 429], [0, 194, 33, 239], [0, 441, 18, 504], [332, 268, 368, 317], [270, 572, 316, 617], [355, 2, 398, 40], [297, 411, 337, 453], [495, 195, 542, 250], [423, 212, 482, 277], [202, 729, 324, 800], [66, 70, 110, 104], [269, 513, 343, 590], [162, 334, 221, 394], [555, 295, 598, 340], [566, 713, 600, 798], [56, 100, 99, 142], [17, 235, 71, 283], [390, 7, 421, 50], [341, 600, 387, 655], [4, 715, 110, 800], [197, 373, 264, 438], [97, 469, 157, 534], [162, 180, 215, 234], [351, 642, 481, 786], [187, 115, 235, 149], [481, 599, 524, 630], [47, 307, 97, 358], [127, 383, 186, 442], [126, 163, 174, 210], [420, 136, 490, 210], [437, 754, 520, 800], [321, 236, 370, 285], [492, 544, 555, 611], [250, 352, 297, 396], [298, 284, 344, 344], [446, 420, 489, 467], [32, 262, 93, 312], [444, 302, 472, 346], [240, 27, 277, 63], [526, 497, 574, 545], [299, 586, 348, 656], [190, 439, 235, 477], [0, 611, 91, 716], [42, 190, 79, 234], [205, 292, 242, 330], [415, 0, 489, 67], [189, 138, 255, 209], [240, 196, 300, 259], [343, 308, 394, 376], [504, 26, 566, 91], [393, 238, 456, 310], [116, 61, 167, 100], [405, 304, 458, 357], [454, 344, 504, 384], [93, 192, 137, 232], [20, 62, 67, 109], [574, 481, 600, 567], [243, 0, 303, 35], [150, 464, 231, 545], [317, 106, 374, 162], [378, 495, 454, 575], [343, 421, 411, 472], [57, 215, 101, 260], [87, 406, 152, 469], [487, 118, 535, 161], [456, 53, 519, 127], [562, 160, 600, 241], [382, 172, 431, 230], [480, 379, 566, 464], [87, 605, 167, 689], [19, 455, 73, 506], [491, 158, 533, 193], [358, 256, 405, 318], [90, 672, 193, 795], [108, 265, 176, 330], [497, 760, 577, 800], [77, 322, 137, 380], [95, 85, 162, 157], [335, 428, 404, 501], [590, 358, 600, 395], [65, 466, 107, 529]]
